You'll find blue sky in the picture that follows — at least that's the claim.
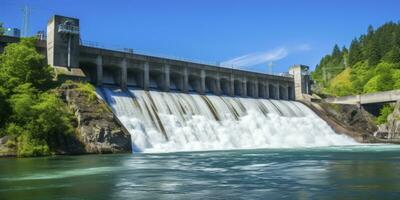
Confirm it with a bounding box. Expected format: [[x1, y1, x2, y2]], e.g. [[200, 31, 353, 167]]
[[1, 0, 400, 73]]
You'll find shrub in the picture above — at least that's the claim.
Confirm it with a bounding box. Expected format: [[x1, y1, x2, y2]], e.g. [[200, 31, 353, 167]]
[[375, 105, 395, 125]]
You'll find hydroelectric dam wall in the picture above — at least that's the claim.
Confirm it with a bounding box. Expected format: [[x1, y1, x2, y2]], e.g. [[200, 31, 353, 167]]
[[0, 15, 316, 100], [0, 15, 313, 100]]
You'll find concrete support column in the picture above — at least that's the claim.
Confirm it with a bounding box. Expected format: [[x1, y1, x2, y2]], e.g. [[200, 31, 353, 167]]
[[96, 55, 103, 86], [282, 84, 288, 100], [265, 80, 269, 98], [121, 58, 127, 89], [285, 83, 290, 100], [200, 70, 206, 94], [164, 64, 170, 92], [143, 62, 149, 90], [277, 82, 281, 100], [183, 67, 189, 93], [216, 73, 221, 95], [242, 77, 247, 97], [291, 84, 296, 100], [254, 79, 259, 98], [230, 74, 234, 96]]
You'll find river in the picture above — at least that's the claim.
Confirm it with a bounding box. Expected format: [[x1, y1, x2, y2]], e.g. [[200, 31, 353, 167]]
[[1, 145, 400, 200]]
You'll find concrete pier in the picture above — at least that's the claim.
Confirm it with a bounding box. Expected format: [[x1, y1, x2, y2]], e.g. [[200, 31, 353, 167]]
[[143, 62, 149, 90], [96, 55, 103, 86], [163, 64, 170, 91]]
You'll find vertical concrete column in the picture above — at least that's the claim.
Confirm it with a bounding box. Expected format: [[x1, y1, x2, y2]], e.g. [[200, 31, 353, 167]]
[[254, 79, 259, 98], [96, 55, 103, 86], [230, 74, 234, 96], [121, 58, 127, 89], [277, 82, 281, 100], [164, 64, 170, 92], [285, 82, 290, 100], [282, 84, 288, 100], [242, 77, 247, 97], [216, 73, 221, 95], [291, 81, 296, 100], [264, 80, 269, 98], [183, 67, 189, 93], [200, 69, 206, 94], [143, 62, 149, 90]]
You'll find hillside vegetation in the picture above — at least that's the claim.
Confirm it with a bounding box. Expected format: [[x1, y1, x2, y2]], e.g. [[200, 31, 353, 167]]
[[312, 22, 400, 96], [0, 38, 76, 156]]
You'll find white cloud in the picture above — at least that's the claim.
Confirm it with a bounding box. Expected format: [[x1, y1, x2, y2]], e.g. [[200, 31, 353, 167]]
[[221, 44, 311, 68]]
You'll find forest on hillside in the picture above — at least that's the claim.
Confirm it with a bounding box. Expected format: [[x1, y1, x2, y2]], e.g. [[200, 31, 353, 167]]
[[312, 22, 400, 97]]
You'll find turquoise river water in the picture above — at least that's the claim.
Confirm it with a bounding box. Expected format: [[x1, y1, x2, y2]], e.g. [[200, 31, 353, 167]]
[[1, 145, 400, 200]]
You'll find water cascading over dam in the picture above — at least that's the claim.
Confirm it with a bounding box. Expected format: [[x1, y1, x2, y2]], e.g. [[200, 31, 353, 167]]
[[99, 87, 357, 153]]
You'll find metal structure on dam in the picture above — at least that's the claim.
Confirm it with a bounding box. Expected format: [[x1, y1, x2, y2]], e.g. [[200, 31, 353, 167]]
[[1, 15, 312, 100]]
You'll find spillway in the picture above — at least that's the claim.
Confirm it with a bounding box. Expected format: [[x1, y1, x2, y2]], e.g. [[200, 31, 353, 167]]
[[98, 87, 357, 153]]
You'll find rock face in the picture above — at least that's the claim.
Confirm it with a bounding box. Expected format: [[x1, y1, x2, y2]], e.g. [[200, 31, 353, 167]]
[[386, 101, 400, 139], [304, 101, 379, 143], [58, 83, 132, 154]]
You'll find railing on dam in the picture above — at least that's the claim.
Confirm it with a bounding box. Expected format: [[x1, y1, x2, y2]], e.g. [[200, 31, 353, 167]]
[[80, 40, 293, 78]]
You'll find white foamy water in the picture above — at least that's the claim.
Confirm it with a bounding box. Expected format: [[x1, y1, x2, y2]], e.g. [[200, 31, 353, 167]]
[[99, 87, 357, 153]]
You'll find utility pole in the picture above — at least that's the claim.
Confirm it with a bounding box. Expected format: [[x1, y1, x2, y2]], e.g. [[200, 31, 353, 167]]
[[21, 5, 31, 37], [267, 62, 273, 75]]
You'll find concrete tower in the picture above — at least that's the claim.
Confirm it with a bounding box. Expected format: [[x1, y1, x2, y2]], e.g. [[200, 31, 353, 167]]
[[289, 65, 311, 100], [47, 15, 80, 68]]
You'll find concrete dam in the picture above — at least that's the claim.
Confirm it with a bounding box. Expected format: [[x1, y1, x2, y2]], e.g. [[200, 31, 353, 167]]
[[0, 15, 357, 152]]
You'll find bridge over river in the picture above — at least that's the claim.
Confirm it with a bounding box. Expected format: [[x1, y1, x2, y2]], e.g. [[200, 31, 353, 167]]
[[324, 90, 400, 105]]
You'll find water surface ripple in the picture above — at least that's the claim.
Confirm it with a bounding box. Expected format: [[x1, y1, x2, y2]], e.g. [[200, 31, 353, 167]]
[[1, 145, 400, 200]]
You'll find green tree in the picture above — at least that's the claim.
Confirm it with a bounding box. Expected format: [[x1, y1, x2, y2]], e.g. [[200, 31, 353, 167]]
[[0, 87, 10, 131], [363, 75, 380, 93], [350, 61, 373, 93], [0, 38, 53, 91], [5, 83, 74, 156], [313, 22, 400, 96], [348, 39, 363, 67], [376, 105, 394, 125], [366, 36, 381, 66], [383, 46, 400, 63], [0, 37, 75, 157]]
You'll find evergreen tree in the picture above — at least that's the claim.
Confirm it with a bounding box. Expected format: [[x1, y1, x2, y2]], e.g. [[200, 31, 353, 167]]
[[367, 36, 380, 66], [313, 21, 400, 96], [348, 39, 363, 66]]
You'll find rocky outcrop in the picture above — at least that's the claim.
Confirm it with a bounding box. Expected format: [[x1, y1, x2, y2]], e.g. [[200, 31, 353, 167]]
[[304, 101, 379, 143], [58, 83, 132, 154], [385, 101, 400, 139]]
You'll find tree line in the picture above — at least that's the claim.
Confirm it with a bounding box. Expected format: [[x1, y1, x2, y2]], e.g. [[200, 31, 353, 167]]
[[312, 22, 400, 96]]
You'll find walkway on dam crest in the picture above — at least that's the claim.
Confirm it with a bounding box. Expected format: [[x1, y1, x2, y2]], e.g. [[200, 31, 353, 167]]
[[324, 90, 400, 105]]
